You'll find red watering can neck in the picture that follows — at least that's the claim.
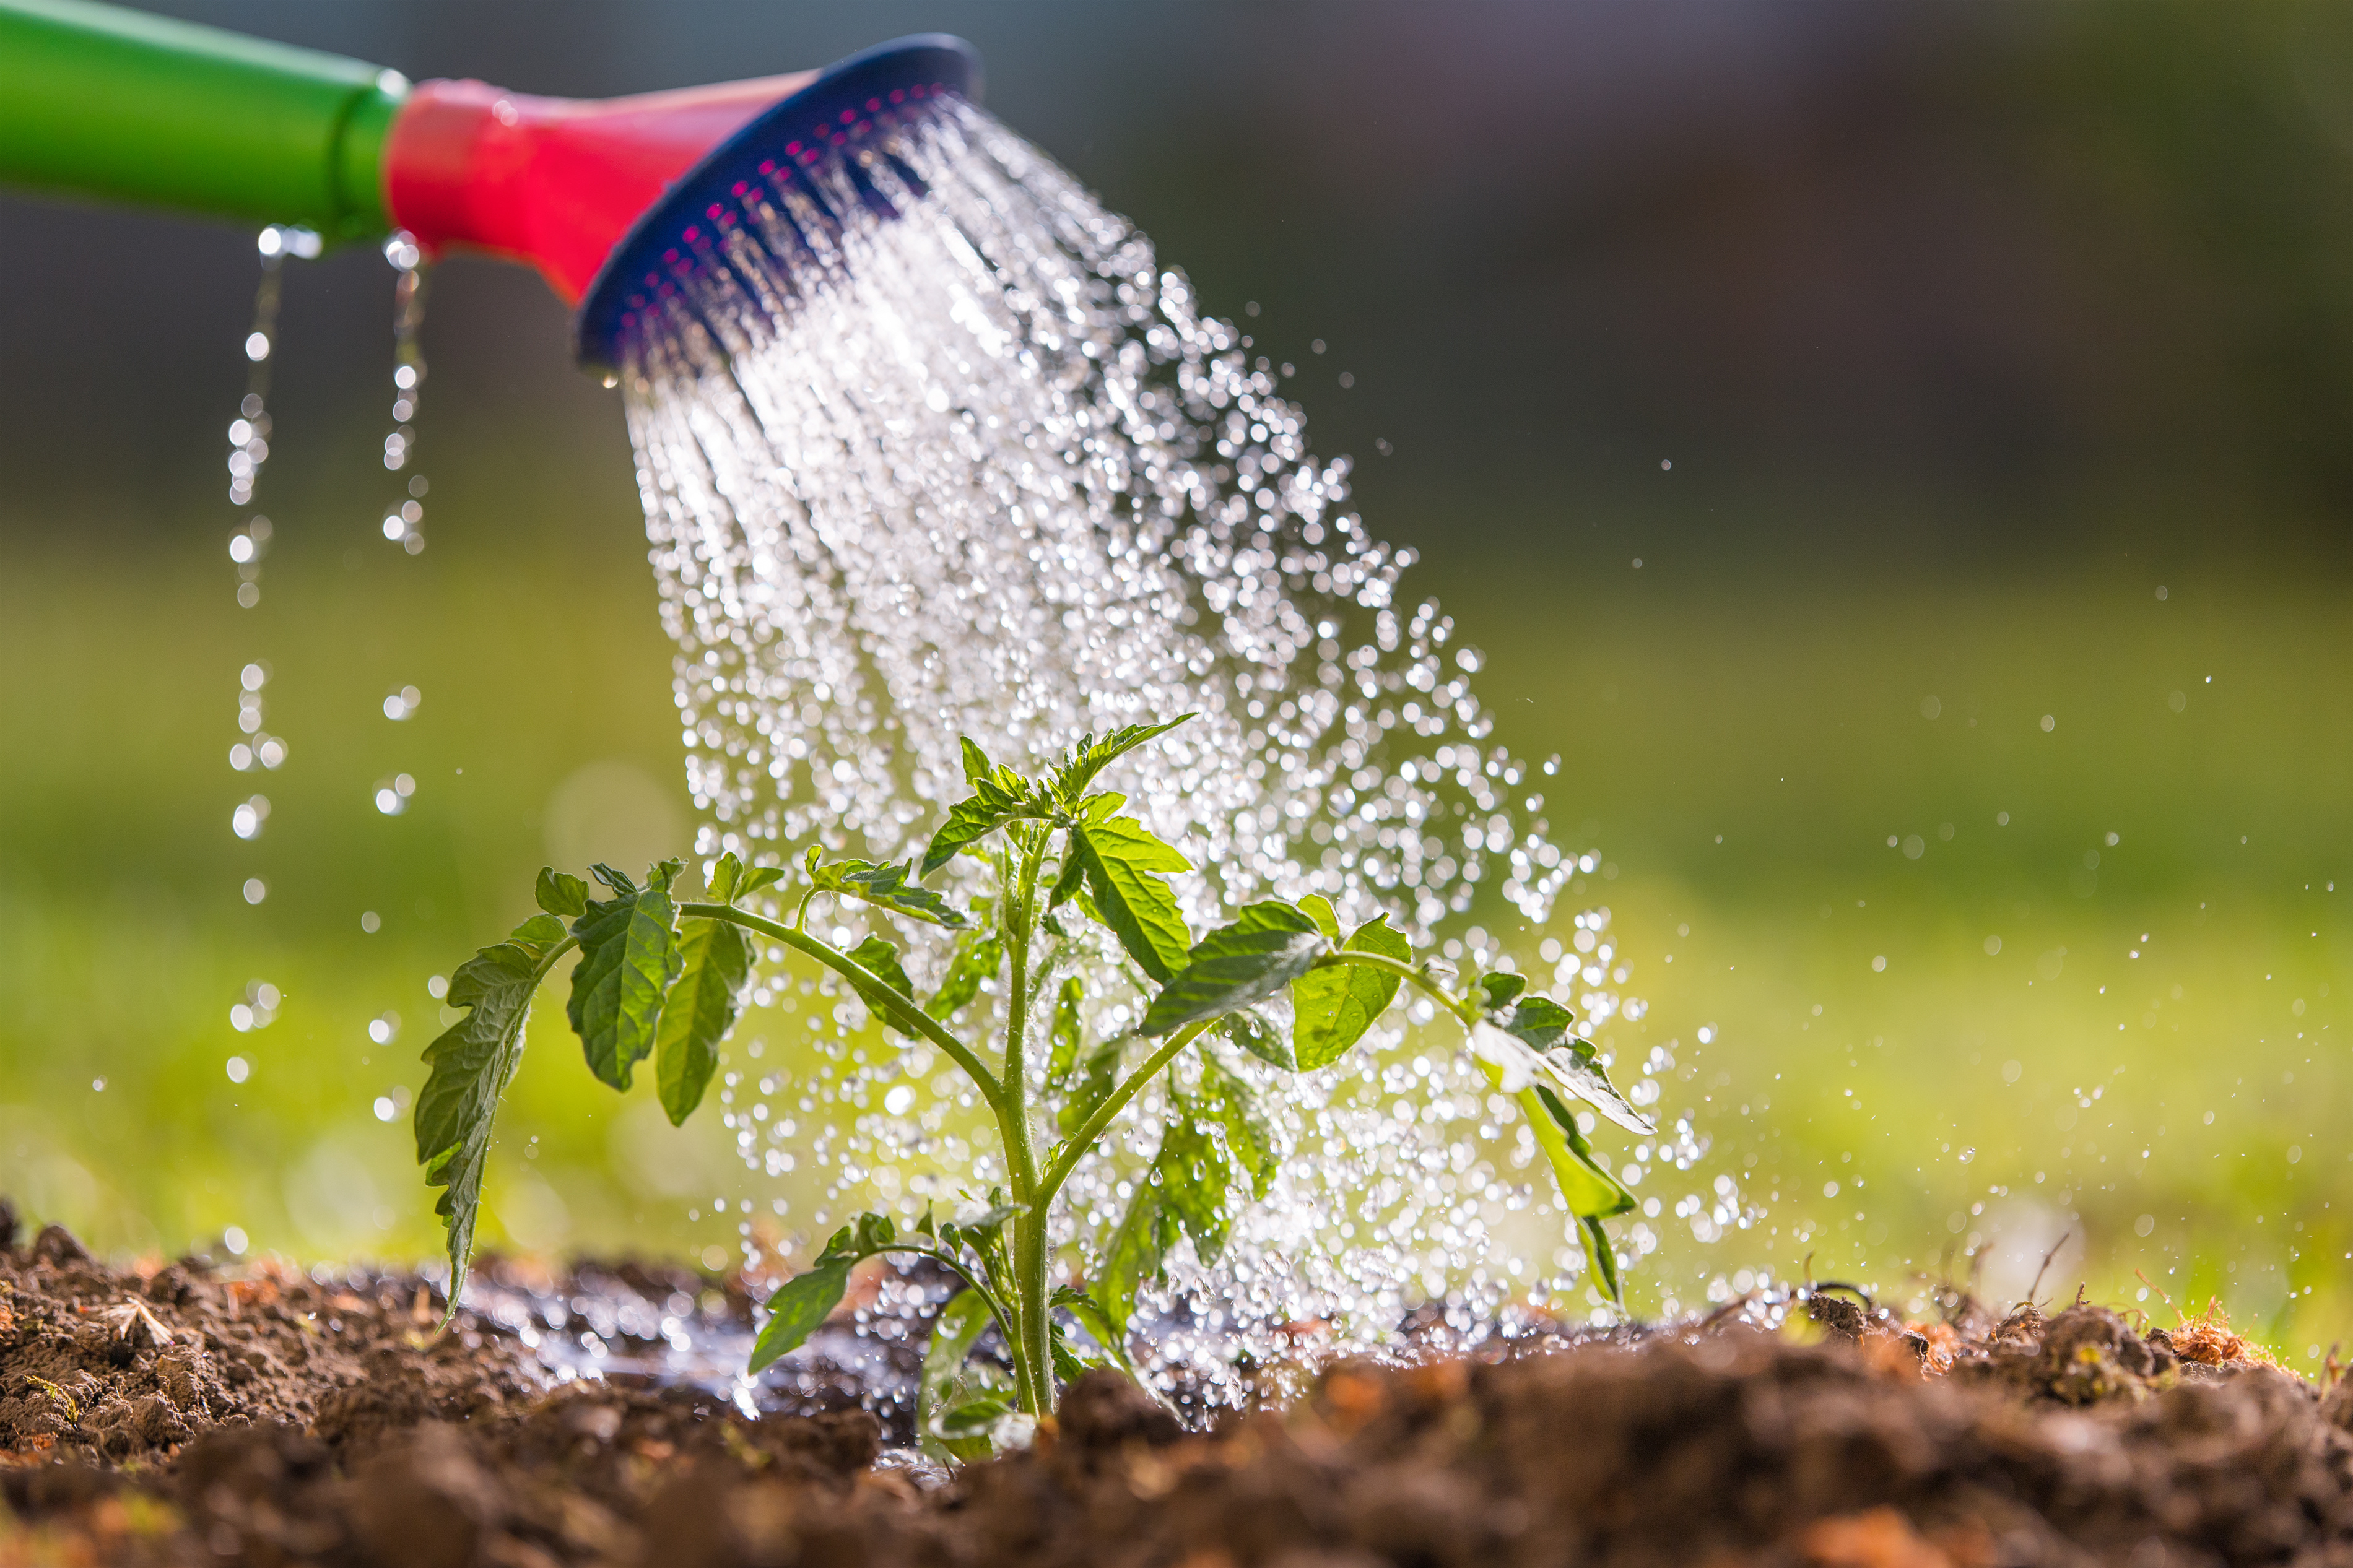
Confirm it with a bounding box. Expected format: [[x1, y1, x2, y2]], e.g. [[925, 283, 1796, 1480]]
[[385, 72, 816, 306]]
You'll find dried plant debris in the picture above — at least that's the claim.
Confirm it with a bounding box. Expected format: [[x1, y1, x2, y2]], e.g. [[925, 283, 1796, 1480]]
[[3, 1209, 2348, 1567]]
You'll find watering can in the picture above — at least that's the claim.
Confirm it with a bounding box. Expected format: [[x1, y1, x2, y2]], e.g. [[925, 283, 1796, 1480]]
[[0, 0, 980, 366]]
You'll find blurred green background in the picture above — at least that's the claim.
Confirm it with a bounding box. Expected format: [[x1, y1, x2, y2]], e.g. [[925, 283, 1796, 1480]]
[[2, 0, 2349, 1362]]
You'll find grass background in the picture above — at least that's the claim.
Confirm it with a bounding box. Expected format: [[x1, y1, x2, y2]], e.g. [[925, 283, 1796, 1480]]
[[3, 484, 2343, 1362], [3, 0, 2351, 1369]]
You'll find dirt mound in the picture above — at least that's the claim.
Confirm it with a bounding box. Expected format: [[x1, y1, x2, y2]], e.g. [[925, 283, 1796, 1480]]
[[3, 1205, 2347, 1567]]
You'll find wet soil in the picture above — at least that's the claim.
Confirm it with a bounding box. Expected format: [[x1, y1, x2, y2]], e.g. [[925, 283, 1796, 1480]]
[[2, 1203, 2347, 1567]]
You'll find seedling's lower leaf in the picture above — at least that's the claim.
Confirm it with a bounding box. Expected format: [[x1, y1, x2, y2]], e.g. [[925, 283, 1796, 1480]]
[[932, 927, 1004, 1016], [1071, 816, 1193, 984], [1290, 913, 1411, 1069], [655, 916, 751, 1125], [809, 852, 968, 927], [1100, 1121, 1233, 1332], [1056, 1031, 1123, 1137], [413, 912, 572, 1310], [1579, 1212, 1623, 1307], [1141, 901, 1326, 1034], [846, 934, 919, 1036], [567, 860, 684, 1091], [1220, 1003, 1297, 1072], [1053, 1284, 1148, 1380], [1468, 1018, 1654, 1135], [1198, 1057, 1281, 1198], [747, 1260, 851, 1373], [1045, 977, 1085, 1088], [918, 1288, 1006, 1463], [1531, 1085, 1637, 1219]]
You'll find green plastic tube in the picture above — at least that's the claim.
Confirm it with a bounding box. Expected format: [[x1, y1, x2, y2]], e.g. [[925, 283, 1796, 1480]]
[[0, 0, 402, 240]]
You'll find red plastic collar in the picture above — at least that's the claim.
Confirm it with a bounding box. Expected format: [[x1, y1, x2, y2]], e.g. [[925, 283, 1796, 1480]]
[[383, 72, 814, 305]]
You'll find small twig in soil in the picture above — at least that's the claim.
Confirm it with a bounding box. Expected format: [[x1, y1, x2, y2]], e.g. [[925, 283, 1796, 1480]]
[[2027, 1230, 2072, 1307]]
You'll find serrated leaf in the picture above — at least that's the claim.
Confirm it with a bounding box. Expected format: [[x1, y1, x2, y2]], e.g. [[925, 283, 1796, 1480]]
[[1046, 715, 1194, 805], [1100, 1121, 1233, 1332], [1291, 912, 1410, 1070], [919, 1288, 1008, 1462], [1045, 976, 1085, 1086], [845, 933, 919, 1036], [747, 1260, 851, 1373], [1143, 902, 1326, 1036], [1531, 1086, 1637, 1219], [1052, 1284, 1145, 1380], [737, 864, 786, 901], [705, 852, 743, 904], [567, 860, 684, 1091], [1580, 1213, 1623, 1305], [1219, 1002, 1297, 1072], [413, 912, 571, 1310], [1468, 1018, 1653, 1135], [1477, 972, 1529, 1013], [1069, 816, 1192, 984], [1295, 893, 1341, 942], [810, 855, 968, 927], [1198, 1057, 1280, 1198], [1056, 1030, 1123, 1137], [921, 738, 1055, 877], [536, 868, 588, 919], [654, 917, 750, 1125], [931, 927, 1004, 1016]]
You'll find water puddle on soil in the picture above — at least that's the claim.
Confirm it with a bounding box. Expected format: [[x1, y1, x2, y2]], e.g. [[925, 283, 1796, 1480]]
[[605, 91, 1749, 1397]]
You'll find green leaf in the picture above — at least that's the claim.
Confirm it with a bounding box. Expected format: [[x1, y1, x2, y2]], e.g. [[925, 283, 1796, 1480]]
[[1056, 1030, 1124, 1137], [845, 934, 919, 1036], [1045, 977, 1086, 1086], [921, 738, 1055, 878], [1046, 715, 1194, 804], [1069, 816, 1193, 984], [1468, 1015, 1653, 1135], [1198, 1057, 1280, 1198], [807, 852, 968, 927], [1053, 1284, 1146, 1380], [1531, 1086, 1637, 1219], [737, 863, 786, 901], [918, 1289, 1010, 1462], [1142, 901, 1326, 1035], [1295, 893, 1341, 942], [1578, 1213, 1623, 1307], [705, 852, 744, 904], [746, 1260, 851, 1373], [654, 916, 751, 1125], [535, 868, 588, 919], [1219, 1004, 1297, 1072], [413, 911, 572, 1311], [567, 860, 685, 1091], [1477, 972, 1529, 1013], [1100, 1121, 1233, 1332], [1291, 912, 1411, 1069], [931, 926, 1005, 1016]]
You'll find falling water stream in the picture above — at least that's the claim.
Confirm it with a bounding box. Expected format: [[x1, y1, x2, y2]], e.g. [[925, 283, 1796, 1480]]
[[606, 91, 1739, 1395]]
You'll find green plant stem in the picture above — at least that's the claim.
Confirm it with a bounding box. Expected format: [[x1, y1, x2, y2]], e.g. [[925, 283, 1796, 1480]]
[[1036, 1019, 1213, 1206], [998, 828, 1053, 1418], [677, 903, 1004, 1111]]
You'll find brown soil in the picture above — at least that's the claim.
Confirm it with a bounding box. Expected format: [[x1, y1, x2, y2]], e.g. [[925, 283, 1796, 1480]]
[[3, 1204, 2349, 1568]]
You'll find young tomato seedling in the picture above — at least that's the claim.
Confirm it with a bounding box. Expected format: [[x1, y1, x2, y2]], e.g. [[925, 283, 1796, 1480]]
[[414, 719, 1652, 1450]]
